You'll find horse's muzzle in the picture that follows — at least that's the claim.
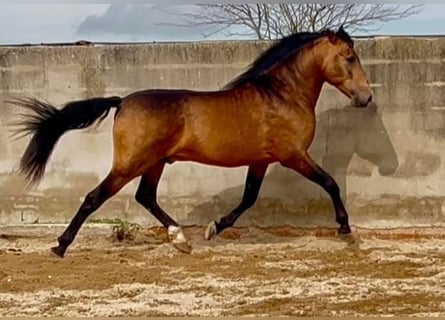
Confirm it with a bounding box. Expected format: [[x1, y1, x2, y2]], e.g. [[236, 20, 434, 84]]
[[353, 91, 373, 108]]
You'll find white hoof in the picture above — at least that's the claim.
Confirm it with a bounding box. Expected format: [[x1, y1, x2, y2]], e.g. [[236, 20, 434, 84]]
[[205, 221, 217, 240], [167, 226, 192, 254]]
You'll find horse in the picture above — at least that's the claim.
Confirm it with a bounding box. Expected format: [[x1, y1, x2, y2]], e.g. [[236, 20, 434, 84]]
[[8, 26, 372, 258]]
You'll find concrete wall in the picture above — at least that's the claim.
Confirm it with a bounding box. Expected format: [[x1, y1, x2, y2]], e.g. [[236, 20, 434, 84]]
[[1, 36, 445, 229]]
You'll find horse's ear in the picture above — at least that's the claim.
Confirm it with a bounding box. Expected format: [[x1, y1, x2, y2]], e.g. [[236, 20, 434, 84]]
[[327, 30, 338, 44], [338, 25, 346, 34], [335, 25, 353, 47]]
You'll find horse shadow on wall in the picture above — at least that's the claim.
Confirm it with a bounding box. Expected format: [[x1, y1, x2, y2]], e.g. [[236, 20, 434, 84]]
[[187, 102, 400, 228]]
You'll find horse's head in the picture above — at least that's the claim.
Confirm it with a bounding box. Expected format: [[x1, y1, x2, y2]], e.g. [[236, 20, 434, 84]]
[[319, 26, 372, 108]]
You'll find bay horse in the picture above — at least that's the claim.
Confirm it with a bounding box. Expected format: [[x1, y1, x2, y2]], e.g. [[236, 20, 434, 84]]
[[8, 27, 372, 258]]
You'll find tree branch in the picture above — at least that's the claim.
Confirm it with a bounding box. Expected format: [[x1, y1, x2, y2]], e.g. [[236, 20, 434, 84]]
[[165, 4, 424, 40]]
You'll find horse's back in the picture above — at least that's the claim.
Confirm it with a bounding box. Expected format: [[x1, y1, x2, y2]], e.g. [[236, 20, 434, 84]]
[[116, 87, 272, 167]]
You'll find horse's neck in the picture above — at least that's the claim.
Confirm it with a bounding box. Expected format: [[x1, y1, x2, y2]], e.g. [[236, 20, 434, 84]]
[[271, 51, 324, 111]]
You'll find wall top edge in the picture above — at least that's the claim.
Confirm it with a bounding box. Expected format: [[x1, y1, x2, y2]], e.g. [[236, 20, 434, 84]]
[[1, 34, 445, 49]]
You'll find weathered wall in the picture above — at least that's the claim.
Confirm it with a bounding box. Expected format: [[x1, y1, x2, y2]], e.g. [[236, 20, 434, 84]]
[[1, 37, 445, 229]]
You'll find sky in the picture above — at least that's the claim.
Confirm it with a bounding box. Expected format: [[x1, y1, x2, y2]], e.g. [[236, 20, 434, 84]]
[[0, 4, 444, 45]]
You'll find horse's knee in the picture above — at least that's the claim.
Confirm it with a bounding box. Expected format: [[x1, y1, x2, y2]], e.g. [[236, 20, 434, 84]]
[[134, 189, 146, 206], [242, 196, 257, 210], [323, 177, 340, 196]]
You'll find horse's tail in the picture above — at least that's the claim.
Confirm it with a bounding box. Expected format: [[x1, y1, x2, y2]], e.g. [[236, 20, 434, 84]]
[[7, 96, 122, 186]]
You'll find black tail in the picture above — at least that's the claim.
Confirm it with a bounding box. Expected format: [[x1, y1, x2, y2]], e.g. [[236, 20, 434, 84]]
[[7, 96, 122, 186]]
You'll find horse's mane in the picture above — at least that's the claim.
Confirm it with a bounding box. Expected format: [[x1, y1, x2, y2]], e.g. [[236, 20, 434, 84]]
[[224, 27, 353, 90]]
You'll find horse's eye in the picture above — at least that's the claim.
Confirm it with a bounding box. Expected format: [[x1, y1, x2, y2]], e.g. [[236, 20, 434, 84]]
[[346, 56, 356, 63]]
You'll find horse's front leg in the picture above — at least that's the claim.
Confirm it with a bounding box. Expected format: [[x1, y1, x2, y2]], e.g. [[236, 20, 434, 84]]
[[205, 163, 268, 240], [280, 152, 351, 235]]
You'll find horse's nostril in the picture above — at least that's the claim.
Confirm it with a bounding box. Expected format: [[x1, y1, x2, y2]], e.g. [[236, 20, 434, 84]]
[[367, 94, 373, 104]]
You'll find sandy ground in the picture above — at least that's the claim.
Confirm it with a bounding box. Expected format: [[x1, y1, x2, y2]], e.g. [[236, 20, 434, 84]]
[[0, 224, 445, 316]]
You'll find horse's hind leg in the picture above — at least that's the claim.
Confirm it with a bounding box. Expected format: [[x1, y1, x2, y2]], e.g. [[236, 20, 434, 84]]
[[135, 162, 192, 253], [51, 170, 135, 258], [281, 153, 351, 235], [205, 163, 268, 240]]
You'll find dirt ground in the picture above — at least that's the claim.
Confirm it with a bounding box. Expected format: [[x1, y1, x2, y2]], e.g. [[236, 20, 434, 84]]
[[0, 224, 445, 316]]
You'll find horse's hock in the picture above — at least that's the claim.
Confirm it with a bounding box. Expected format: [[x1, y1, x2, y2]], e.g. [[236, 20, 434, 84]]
[[0, 36, 445, 231]]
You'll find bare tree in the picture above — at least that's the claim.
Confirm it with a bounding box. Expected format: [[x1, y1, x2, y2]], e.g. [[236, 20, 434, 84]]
[[175, 4, 423, 40]]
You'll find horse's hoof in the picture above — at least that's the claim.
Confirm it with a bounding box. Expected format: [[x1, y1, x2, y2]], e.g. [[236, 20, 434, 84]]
[[338, 224, 352, 235], [168, 226, 192, 254], [50, 246, 65, 258], [172, 240, 193, 254], [338, 233, 356, 245], [205, 221, 217, 240]]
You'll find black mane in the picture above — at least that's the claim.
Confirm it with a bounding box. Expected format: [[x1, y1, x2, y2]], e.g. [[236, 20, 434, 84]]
[[225, 27, 353, 90]]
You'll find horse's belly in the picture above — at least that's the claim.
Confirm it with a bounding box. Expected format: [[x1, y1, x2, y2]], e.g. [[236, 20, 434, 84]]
[[170, 144, 273, 167]]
